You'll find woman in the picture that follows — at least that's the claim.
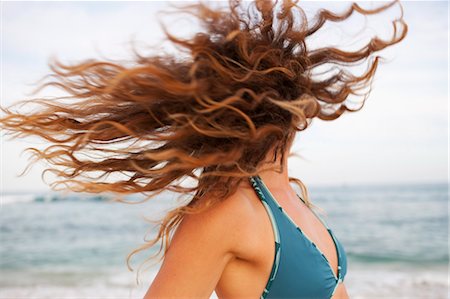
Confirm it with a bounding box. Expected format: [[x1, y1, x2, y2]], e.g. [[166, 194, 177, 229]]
[[0, 0, 407, 298]]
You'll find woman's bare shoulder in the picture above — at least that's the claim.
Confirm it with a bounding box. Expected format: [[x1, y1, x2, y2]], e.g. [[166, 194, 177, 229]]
[[144, 186, 259, 298], [180, 186, 260, 256]]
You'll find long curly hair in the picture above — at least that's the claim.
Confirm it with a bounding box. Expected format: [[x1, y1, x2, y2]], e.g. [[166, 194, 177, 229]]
[[1, 0, 407, 282]]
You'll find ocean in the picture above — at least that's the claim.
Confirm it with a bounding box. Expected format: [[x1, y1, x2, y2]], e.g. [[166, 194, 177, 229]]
[[0, 182, 448, 299]]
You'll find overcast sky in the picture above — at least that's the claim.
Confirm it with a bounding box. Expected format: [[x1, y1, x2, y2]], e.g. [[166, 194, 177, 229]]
[[1, 1, 448, 192]]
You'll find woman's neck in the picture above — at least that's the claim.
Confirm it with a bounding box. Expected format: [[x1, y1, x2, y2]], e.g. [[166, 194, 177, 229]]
[[257, 143, 292, 189]]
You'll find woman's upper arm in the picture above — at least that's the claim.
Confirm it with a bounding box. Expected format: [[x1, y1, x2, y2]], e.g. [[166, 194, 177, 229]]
[[143, 198, 242, 299]]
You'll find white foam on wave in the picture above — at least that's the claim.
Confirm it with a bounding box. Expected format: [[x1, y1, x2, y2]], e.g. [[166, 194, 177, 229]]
[[345, 263, 449, 299], [0, 266, 220, 299], [1, 263, 446, 299]]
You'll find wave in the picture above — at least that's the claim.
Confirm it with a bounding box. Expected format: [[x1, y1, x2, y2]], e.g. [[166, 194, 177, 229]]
[[1, 193, 112, 205], [347, 252, 449, 265], [0, 191, 175, 205]]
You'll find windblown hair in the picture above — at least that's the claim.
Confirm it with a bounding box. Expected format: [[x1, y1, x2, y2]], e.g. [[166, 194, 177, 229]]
[[1, 0, 407, 282]]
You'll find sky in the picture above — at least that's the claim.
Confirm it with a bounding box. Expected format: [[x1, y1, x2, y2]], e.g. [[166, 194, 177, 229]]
[[1, 1, 448, 192]]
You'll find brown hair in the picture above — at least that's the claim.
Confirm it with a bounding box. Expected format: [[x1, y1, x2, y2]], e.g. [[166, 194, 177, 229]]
[[0, 0, 407, 282]]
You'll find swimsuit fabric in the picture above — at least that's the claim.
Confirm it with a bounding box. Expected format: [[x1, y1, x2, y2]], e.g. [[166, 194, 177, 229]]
[[248, 175, 348, 299]]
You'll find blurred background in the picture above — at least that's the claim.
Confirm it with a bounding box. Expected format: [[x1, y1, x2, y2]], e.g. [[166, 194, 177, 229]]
[[1, 1, 448, 298]]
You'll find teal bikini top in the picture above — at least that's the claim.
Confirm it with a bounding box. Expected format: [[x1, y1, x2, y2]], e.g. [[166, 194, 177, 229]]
[[249, 175, 348, 299]]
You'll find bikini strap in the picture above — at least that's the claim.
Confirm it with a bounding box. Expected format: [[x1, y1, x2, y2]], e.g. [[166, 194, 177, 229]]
[[248, 175, 267, 202], [248, 176, 282, 296], [252, 174, 331, 230]]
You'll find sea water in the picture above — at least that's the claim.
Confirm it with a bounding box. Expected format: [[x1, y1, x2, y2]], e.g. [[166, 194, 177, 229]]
[[0, 182, 448, 299]]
